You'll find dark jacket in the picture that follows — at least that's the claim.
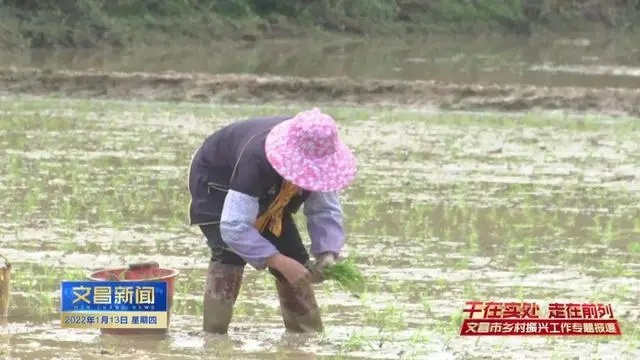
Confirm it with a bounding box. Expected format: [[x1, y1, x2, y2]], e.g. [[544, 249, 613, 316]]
[[188, 116, 310, 225]]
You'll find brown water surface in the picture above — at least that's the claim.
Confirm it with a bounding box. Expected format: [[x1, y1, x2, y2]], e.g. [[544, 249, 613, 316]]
[[2, 35, 640, 88]]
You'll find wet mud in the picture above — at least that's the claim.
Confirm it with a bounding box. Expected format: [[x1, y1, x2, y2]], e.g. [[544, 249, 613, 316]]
[[2, 67, 640, 117], [0, 97, 638, 359]]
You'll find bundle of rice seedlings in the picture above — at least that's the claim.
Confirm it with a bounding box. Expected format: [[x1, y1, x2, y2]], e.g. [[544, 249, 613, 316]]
[[322, 259, 366, 294]]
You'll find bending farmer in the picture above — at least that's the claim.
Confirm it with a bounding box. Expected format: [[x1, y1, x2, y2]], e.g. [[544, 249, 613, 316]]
[[187, 108, 357, 334]]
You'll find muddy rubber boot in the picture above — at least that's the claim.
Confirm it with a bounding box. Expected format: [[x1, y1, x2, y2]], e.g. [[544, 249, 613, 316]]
[[276, 279, 324, 333], [203, 261, 244, 334]]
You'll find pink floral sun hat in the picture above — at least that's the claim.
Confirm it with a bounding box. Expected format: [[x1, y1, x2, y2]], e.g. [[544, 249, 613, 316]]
[[265, 108, 357, 192]]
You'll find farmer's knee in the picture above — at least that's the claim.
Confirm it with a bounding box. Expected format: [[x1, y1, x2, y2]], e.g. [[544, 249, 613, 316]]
[[211, 247, 246, 266]]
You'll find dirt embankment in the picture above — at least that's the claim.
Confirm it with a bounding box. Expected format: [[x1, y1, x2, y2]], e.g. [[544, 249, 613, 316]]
[[1, 67, 639, 116]]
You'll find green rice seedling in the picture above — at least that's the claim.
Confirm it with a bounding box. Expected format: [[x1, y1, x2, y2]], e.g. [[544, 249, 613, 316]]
[[322, 259, 365, 294], [628, 241, 640, 254], [339, 330, 370, 352], [193, 299, 203, 315], [35, 292, 56, 316], [365, 304, 407, 333], [449, 310, 463, 333], [410, 328, 430, 345]]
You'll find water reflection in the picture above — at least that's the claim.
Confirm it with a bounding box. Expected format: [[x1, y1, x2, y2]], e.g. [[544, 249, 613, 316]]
[[1, 36, 640, 88]]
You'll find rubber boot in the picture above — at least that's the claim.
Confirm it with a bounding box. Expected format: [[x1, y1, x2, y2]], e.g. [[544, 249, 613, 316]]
[[203, 261, 244, 334], [276, 278, 324, 333]]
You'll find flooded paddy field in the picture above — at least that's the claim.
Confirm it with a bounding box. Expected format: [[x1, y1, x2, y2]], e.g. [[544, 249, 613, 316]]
[[0, 96, 638, 360]]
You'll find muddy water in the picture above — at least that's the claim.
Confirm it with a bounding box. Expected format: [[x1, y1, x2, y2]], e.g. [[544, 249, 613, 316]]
[[2, 35, 640, 89], [0, 98, 638, 359]]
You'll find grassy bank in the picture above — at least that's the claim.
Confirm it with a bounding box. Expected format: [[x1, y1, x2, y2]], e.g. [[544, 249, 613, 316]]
[[1, 0, 640, 49]]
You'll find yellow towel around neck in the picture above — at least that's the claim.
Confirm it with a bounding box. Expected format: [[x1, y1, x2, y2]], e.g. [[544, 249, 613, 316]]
[[255, 181, 300, 237]]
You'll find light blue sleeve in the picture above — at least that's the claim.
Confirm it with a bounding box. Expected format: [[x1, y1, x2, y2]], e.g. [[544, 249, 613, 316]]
[[303, 191, 346, 257], [219, 190, 280, 270]]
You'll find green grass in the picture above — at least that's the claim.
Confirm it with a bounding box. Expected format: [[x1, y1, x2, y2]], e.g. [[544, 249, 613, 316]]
[[3, 0, 640, 49]]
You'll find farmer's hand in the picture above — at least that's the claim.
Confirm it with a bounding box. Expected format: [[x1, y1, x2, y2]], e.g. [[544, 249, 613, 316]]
[[317, 252, 336, 268], [267, 253, 311, 286], [309, 252, 337, 284]]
